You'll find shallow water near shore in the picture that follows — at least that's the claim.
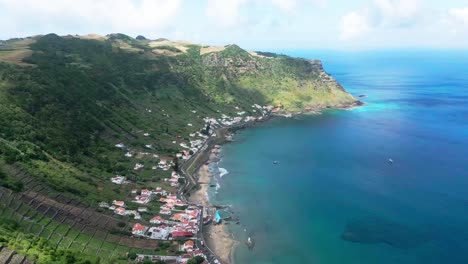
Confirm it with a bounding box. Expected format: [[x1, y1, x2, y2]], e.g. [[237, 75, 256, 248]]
[[209, 50, 468, 263]]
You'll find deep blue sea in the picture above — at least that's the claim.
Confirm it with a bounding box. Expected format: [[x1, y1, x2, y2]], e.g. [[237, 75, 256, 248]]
[[208, 50, 468, 264]]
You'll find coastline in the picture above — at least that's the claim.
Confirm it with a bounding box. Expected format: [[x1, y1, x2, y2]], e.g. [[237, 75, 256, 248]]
[[183, 101, 362, 264], [189, 162, 238, 264]]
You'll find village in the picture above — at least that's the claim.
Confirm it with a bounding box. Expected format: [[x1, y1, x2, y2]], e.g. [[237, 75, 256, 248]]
[[101, 104, 276, 264]]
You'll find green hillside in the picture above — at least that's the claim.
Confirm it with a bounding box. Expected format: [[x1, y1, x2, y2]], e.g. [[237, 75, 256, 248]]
[[0, 33, 358, 262]]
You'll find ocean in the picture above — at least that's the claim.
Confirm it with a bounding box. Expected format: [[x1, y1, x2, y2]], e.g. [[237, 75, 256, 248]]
[[208, 50, 468, 264]]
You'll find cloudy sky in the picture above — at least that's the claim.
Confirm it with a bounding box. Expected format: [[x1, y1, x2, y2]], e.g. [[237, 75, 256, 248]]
[[1, 0, 467, 50]]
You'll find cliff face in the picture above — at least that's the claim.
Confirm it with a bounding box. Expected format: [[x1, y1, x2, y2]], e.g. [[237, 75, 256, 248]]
[[196, 44, 357, 111]]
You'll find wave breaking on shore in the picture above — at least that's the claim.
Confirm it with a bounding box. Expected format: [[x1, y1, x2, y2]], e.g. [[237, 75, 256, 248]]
[[219, 167, 229, 177]]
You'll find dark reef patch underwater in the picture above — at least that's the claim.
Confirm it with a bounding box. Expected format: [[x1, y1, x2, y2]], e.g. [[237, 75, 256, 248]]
[[341, 217, 430, 248]]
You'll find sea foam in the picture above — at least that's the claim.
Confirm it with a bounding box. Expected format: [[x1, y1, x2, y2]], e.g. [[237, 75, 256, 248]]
[[219, 168, 229, 177]]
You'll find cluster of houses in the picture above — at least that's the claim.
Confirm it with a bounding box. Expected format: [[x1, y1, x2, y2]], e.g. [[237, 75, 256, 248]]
[[131, 205, 201, 240], [158, 193, 189, 215], [132, 187, 167, 204], [100, 185, 172, 220], [99, 200, 143, 220], [163, 171, 184, 188], [196, 104, 272, 131]]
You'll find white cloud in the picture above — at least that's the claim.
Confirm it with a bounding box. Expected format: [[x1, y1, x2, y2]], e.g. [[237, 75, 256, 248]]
[[205, 0, 249, 28], [339, 10, 371, 40], [374, 0, 421, 27], [0, 0, 182, 37], [339, 0, 422, 41], [204, 0, 327, 29], [448, 7, 468, 26]]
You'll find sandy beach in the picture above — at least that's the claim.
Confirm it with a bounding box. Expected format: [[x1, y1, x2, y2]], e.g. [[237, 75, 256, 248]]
[[189, 164, 211, 207], [189, 163, 237, 264]]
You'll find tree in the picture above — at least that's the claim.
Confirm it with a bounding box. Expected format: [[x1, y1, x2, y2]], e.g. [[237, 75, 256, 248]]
[[202, 122, 211, 135], [187, 256, 205, 264], [127, 252, 137, 260], [173, 157, 179, 172]]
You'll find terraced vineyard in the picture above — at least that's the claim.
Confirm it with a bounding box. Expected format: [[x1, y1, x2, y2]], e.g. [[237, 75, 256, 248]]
[[0, 169, 181, 263], [0, 246, 33, 264]]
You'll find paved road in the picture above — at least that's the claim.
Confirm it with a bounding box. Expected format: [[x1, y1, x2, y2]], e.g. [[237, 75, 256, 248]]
[[177, 129, 224, 263]]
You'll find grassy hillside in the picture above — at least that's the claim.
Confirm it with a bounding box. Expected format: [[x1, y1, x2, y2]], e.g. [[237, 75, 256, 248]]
[[0, 33, 358, 261]]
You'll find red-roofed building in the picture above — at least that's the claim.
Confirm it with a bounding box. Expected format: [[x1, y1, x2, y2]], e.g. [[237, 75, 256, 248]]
[[172, 213, 184, 221], [115, 207, 126, 215], [183, 240, 195, 252], [150, 216, 163, 224], [160, 209, 171, 215], [112, 200, 125, 207], [132, 223, 148, 236]]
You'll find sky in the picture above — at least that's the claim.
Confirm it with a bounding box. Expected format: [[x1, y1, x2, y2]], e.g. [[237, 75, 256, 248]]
[[0, 0, 467, 50]]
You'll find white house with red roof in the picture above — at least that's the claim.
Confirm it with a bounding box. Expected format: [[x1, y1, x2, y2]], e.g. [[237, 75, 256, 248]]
[[150, 216, 163, 224], [112, 200, 125, 207], [133, 195, 150, 204], [132, 223, 148, 236], [141, 189, 152, 196], [160, 209, 171, 215], [114, 207, 126, 215], [182, 240, 195, 252]]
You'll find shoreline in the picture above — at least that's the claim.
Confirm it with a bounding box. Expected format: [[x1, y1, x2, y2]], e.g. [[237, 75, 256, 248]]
[[183, 101, 362, 264], [188, 151, 238, 264]]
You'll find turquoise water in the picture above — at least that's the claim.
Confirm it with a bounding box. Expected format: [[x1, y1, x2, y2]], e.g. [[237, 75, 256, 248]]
[[208, 50, 468, 264]]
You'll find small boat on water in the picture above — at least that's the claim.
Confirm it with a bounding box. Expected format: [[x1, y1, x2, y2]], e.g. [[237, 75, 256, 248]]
[[273, 160, 279, 165], [388, 158, 394, 164]]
